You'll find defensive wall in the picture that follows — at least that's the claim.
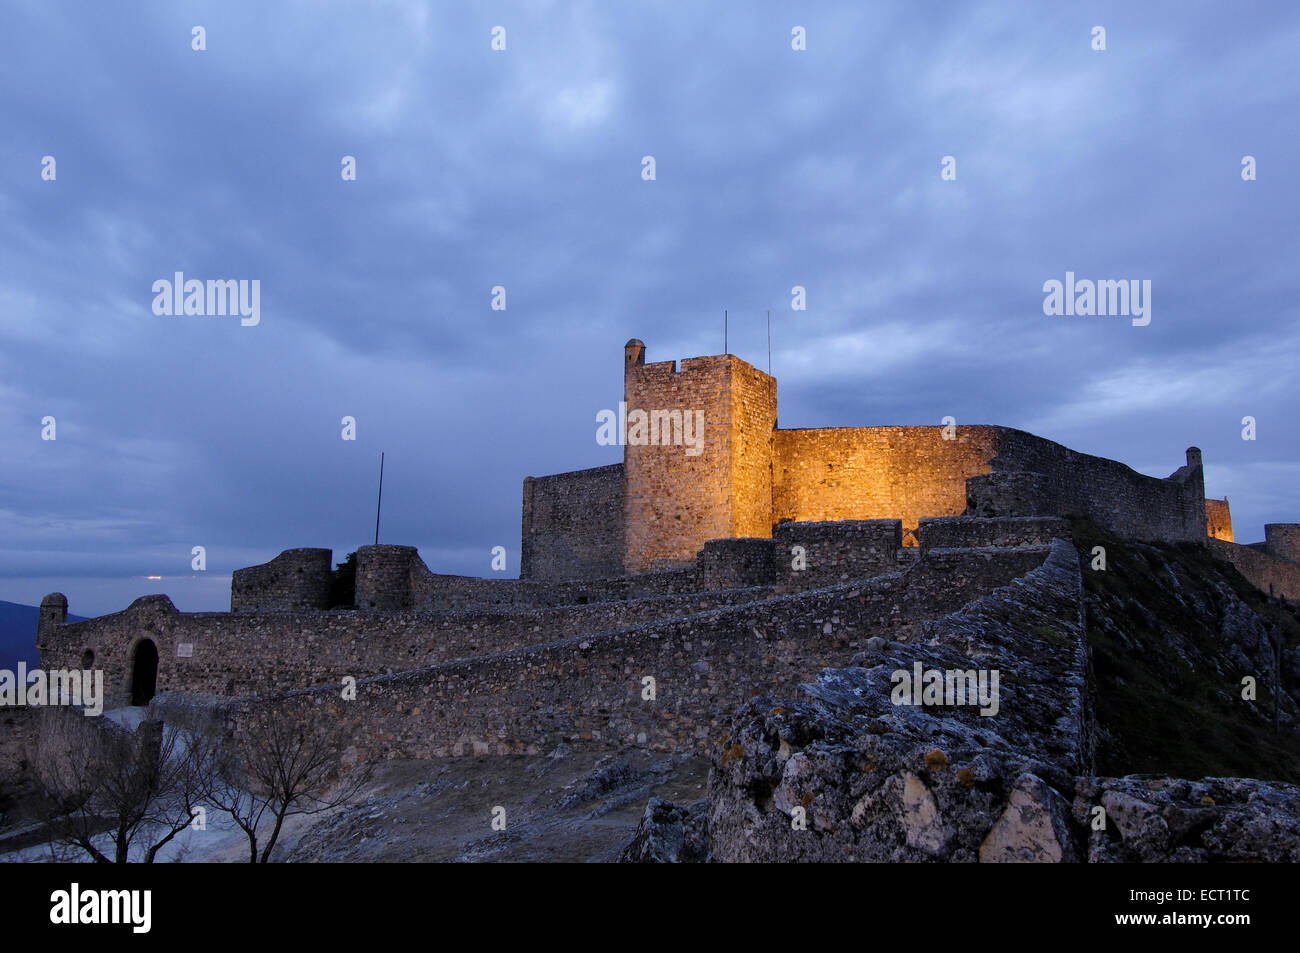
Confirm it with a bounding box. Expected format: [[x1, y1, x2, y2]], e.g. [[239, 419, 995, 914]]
[[36, 584, 775, 709], [35, 518, 1056, 712], [229, 548, 332, 612], [965, 437, 1205, 542], [355, 544, 695, 611], [1208, 522, 1300, 602], [36, 510, 1300, 724], [234, 541, 1061, 760], [520, 464, 624, 582]]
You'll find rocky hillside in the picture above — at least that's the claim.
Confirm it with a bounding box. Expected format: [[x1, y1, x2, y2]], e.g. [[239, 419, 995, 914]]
[[1071, 522, 1300, 782], [628, 530, 1300, 862]]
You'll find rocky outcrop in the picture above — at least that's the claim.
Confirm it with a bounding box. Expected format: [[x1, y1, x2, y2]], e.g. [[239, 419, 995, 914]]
[[1076, 776, 1300, 862], [658, 535, 1300, 862], [618, 798, 708, 863], [705, 538, 1089, 862]]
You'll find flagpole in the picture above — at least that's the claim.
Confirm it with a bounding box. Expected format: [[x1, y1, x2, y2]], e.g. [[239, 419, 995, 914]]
[[374, 452, 385, 545]]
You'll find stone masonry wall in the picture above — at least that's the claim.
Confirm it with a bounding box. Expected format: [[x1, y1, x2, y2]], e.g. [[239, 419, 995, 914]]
[[772, 426, 1001, 546], [969, 434, 1205, 542], [696, 539, 776, 591], [524, 343, 1209, 582], [0, 707, 39, 793], [623, 351, 777, 573], [1265, 524, 1300, 564], [773, 520, 903, 593], [36, 587, 775, 710], [230, 548, 333, 612], [1208, 539, 1300, 602], [520, 464, 624, 581], [412, 567, 705, 611], [729, 360, 778, 539], [917, 516, 1072, 552], [356, 544, 704, 611], [1206, 499, 1233, 542], [238, 545, 1054, 761]]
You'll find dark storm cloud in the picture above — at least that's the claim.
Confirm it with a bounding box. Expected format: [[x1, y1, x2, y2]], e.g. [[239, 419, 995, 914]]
[[1, 0, 1296, 615]]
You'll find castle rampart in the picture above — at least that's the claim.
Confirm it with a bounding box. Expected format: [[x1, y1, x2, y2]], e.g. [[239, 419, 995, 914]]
[[773, 426, 1001, 545], [969, 437, 1206, 542], [1207, 538, 1300, 602], [230, 547, 332, 612], [695, 538, 777, 591], [235, 542, 1060, 760], [1265, 524, 1300, 564], [917, 516, 1072, 551], [520, 464, 624, 581], [772, 519, 904, 592]]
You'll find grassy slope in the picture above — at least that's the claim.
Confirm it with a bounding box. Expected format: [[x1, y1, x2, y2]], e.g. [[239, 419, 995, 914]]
[[1071, 521, 1300, 783]]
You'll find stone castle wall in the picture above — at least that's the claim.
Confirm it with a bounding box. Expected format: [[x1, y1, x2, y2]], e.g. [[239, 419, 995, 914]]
[[729, 360, 779, 539], [0, 707, 39, 792], [520, 343, 1213, 582], [230, 548, 332, 612], [520, 464, 624, 581], [772, 519, 904, 592], [40, 525, 1048, 714], [1209, 538, 1300, 602], [1265, 524, 1300, 564], [36, 586, 777, 706], [238, 544, 1057, 760], [696, 539, 777, 591], [772, 426, 1001, 546], [1206, 499, 1233, 542], [917, 515, 1072, 551], [971, 433, 1206, 542], [355, 543, 700, 611]]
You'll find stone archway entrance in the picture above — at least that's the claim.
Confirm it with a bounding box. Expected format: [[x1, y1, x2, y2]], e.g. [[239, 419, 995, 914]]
[[130, 639, 158, 706]]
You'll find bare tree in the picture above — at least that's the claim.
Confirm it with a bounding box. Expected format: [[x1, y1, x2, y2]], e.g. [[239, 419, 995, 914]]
[[34, 709, 214, 863], [209, 711, 370, 863]]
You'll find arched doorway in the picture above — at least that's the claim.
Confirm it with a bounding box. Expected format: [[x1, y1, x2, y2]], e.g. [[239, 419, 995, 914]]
[[130, 639, 158, 706]]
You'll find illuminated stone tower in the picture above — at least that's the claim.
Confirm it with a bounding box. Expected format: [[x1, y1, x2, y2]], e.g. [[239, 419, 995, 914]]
[[621, 340, 777, 573]]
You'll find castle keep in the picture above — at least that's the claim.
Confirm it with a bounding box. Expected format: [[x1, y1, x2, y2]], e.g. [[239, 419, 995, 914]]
[[521, 339, 1211, 579], [24, 339, 1300, 762]]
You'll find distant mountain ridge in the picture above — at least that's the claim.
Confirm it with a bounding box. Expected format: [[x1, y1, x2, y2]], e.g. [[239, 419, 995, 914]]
[[0, 601, 87, 671]]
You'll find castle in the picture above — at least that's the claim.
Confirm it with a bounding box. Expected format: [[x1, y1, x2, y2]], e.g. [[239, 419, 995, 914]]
[[25, 340, 1300, 761], [524, 338, 1213, 580]]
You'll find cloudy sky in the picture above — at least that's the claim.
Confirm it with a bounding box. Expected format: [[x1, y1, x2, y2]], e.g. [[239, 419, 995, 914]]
[[1, 0, 1297, 617]]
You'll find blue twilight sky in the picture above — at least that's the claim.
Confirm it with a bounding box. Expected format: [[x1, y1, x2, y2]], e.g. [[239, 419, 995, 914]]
[[1, 1, 1297, 618]]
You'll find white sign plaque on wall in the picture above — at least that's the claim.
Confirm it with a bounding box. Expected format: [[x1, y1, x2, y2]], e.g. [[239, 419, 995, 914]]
[[177, 643, 194, 658]]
